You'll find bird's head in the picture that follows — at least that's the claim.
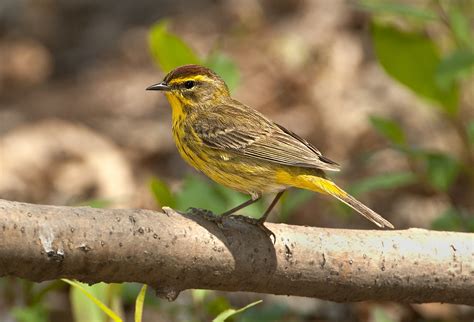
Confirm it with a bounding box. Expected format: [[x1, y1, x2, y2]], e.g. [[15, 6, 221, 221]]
[[147, 65, 230, 107]]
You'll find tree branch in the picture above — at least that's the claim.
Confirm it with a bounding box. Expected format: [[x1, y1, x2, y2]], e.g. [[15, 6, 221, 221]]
[[0, 199, 472, 305]]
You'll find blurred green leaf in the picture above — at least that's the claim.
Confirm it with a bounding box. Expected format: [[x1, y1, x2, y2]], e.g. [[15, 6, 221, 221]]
[[422, 152, 460, 191], [149, 20, 200, 73], [436, 49, 474, 89], [11, 304, 48, 322], [369, 116, 406, 145], [371, 306, 396, 322], [279, 189, 313, 221], [205, 296, 232, 318], [213, 300, 262, 322], [76, 198, 113, 208], [205, 52, 240, 92], [176, 175, 227, 212], [371, 22, 459, 115], [358, 1, 437, 20], [191, 289, 209, 304], [349, 171, 417, 196], [449, 6, 473, 48], [134, 284, 147, 322], [176, 175, 264, 217], [31, 280, 65, 305], [150, 177, 177, 208], [215, 184, 264, 219], [431, 208, 463, 231], [468, 120, 474, 146], [108, 283, 124, 320], [64, 279, 122, 322], [432, 208, 474, 232]]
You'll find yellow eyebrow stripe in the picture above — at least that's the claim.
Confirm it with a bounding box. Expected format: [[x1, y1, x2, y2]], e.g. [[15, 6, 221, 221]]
[[168, 75, 212, 85]]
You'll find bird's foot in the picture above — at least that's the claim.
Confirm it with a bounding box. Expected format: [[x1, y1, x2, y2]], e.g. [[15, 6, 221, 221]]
[[185, 207, 225, 228], [229, 215, 276, 244]]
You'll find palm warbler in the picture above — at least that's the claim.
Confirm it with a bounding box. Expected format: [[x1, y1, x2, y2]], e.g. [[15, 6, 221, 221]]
[[147, 65, 394, 233]]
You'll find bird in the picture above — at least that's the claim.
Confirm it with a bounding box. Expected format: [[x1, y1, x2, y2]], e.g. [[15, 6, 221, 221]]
[[147, 64, 394, 236]]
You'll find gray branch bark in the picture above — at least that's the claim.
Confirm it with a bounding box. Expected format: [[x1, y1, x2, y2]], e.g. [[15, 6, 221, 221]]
[[0, 199, 472, 305]]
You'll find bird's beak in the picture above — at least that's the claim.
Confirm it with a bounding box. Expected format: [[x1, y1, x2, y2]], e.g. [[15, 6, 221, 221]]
[[146, 82, 170, 91]]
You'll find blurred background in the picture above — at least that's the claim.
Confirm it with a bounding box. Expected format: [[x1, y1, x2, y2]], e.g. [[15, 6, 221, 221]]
[[0, 0, 473, 321]]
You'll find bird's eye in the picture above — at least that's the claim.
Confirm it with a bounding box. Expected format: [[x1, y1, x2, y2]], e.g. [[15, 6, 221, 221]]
[[184, 80, 195, 89]]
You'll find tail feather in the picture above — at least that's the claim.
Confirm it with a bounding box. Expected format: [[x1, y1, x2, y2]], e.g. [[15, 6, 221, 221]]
[[299, 175, 394, 229], [330, 188, 394, 229]]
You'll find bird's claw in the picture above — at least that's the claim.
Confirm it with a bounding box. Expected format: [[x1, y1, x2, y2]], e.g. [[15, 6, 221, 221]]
[[185, 208, 275, 243], [228, 215, 276, 244]]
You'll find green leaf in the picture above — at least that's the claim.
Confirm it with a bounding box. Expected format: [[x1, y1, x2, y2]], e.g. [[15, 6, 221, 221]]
[[176, 175, 264, 217], [176, 175, 228, 213], [279, 189, 313, 221], [371, 22, 459, 115], [148, 20, 200, 73], [134, 284, 147, 322], [214, 184, 265, 219], [369, 116, 406, 145], [213, 300, 263, 322], [191, 289, 209, 304], [63, 279, 122, 322], [358, 1, 437, 20], [436, 49, 474, 89], [149, 177, 177, 208], [349, 171, 417, 196], [449, 6, 473, 48], [422, 152, 460, 191], [31, 280, 66, 305], [205, 52, 240, 92], [76, 198, 113, 208], [431, 208, 463, 231], [11, 304, 49, 322], [371, 306, 396, 322], [467, 121, 474, 145]]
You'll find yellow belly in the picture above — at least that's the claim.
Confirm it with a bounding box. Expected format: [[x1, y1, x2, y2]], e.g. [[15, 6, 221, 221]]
[[172, 127, 287, 196]]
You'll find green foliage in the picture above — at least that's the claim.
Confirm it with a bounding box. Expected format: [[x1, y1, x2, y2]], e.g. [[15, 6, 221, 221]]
[[212, 300, 262, 322], [150, 177, 177, 208], [363, 1, 474, 233], [436, 49, 474, 89], [358, 1, 437, 20], [148, 20, 240, 91], [64, 279, 123, 322], [468, 121, 474, 146], [175, 175, 265, 218], [371, 22, 459, 115], [349, 171, 417, 196], [431, 208, 474, 232], [134, 285, 147, 322], [11, 304, 48, 322], [149, 21, 200, 73], [369, 116, 406, 145], [205, 52, 240, 92], [371, 306, 396, 322], [279, 189, 313, 222], [76, 198, 113, 208], [448, 5, 473, 48], [421, 152, 460, 191]]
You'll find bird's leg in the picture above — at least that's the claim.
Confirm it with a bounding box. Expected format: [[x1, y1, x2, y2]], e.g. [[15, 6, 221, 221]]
[[258, 190, 285, 224], [220, 197, 261, 217], [230, 191, 285, 243]]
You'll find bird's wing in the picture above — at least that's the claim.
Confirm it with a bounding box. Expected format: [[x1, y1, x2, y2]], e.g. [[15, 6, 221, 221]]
[[192, 104, 340, 171]]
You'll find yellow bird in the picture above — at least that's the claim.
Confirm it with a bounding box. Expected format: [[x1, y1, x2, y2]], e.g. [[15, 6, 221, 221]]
[[147, 65, 394, 234]]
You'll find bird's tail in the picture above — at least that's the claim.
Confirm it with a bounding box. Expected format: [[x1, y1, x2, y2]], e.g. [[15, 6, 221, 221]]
[[283, 173, 394, 229]]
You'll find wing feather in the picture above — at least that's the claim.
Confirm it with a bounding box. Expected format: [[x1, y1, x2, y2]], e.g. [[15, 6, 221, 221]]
[[193, 103, 340, 171]]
